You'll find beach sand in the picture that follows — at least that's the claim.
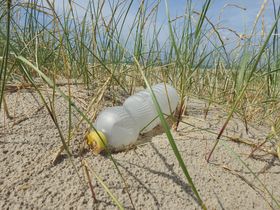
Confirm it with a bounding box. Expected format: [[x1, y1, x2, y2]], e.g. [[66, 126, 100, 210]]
[[1, 84, 279, 209]]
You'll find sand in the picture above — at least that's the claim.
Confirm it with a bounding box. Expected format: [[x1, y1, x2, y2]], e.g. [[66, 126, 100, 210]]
[[1, 84, 279, 209]]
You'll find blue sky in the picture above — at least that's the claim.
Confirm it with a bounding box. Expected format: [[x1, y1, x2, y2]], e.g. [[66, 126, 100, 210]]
[[159, 0, 275, 39], [50, 0, 278, 48], [58, 0, 276, 32]]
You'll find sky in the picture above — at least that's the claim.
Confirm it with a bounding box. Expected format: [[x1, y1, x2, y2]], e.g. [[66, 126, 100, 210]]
[[46, 0, 278, 49], [155, 0, 276, 41]]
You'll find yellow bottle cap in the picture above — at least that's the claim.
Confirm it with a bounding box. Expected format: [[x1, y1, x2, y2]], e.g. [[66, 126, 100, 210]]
[[86, 131, 107, 154]]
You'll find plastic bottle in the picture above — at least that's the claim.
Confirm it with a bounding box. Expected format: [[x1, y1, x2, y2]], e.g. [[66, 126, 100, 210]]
[[86, 83, 179, 153], [124, 83, 179, 132]]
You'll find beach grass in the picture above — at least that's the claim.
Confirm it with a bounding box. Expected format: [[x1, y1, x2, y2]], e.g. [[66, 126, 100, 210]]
[[1, 0, 280, 209]]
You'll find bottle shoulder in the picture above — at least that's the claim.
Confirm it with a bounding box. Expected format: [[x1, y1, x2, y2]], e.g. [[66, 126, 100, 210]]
[[95, 106, 138, 130]]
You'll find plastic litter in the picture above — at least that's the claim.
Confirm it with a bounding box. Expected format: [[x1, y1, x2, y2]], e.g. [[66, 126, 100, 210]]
[[86, 83, 179, 153]]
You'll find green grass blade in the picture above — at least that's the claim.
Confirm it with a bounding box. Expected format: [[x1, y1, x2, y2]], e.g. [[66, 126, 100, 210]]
[[15, 54, 128, 209], [207, 12, 280, 162], [0, 0, 11, 110], [133, 58, 206, 209]]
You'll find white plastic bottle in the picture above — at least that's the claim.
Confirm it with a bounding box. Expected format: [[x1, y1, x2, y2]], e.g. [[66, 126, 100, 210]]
[[123, 83, 179, 132], [86, 83, 179, 153]]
